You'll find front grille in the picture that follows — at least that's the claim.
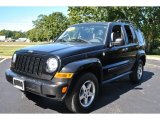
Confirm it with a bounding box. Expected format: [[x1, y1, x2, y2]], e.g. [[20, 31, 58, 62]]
[[13, 54, 44, 76]]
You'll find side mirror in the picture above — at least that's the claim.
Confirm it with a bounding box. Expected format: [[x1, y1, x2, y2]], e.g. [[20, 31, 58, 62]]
[[112, 38, 124, 46]]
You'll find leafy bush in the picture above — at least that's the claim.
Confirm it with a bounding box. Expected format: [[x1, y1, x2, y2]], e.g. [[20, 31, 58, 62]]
[[150, 48, 160, 55]]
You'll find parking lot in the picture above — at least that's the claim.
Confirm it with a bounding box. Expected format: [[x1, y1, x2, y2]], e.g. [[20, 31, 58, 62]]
[[0, 58, 160, 113]]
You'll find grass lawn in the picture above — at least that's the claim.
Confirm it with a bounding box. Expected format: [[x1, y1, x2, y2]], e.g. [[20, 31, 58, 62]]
[[0, 42, 47, 46], [0, 42, 160, 57], [0, 42, 48, 56], [147, 55, 160, 58], [0, 46, 26, 56]]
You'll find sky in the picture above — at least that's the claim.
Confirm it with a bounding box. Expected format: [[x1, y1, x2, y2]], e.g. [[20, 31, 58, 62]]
[[0, 7, 68, 32]]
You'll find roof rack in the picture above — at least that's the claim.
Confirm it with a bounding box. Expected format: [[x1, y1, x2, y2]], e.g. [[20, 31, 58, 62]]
[[116, 19, 134, 25]]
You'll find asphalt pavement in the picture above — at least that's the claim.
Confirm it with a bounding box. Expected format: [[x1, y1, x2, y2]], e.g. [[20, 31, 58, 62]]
[[0, 59, 160, 113]]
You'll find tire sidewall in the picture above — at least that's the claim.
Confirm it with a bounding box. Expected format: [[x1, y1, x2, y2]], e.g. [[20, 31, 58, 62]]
[[131, 59, 144, 83], [136, 60, 144, 81], [72, 73, 99, 113]]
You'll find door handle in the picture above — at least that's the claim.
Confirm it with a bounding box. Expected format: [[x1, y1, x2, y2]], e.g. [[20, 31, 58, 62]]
[[136, 46, 140, 49]]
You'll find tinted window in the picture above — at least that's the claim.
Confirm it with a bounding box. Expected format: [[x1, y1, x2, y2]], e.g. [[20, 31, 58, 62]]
[[135, 29, 145, 43], [130, 26, 137, 42], [111, 25, 125, 44], [56, 25, 108, 44], [124, 25, 136, 44]]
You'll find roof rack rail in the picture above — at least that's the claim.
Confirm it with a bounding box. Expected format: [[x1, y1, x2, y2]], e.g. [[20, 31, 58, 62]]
[[116, 19, 134, 25]]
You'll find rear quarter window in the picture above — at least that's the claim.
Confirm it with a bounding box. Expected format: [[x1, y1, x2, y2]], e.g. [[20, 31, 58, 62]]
[[135, 29, 145, 44]]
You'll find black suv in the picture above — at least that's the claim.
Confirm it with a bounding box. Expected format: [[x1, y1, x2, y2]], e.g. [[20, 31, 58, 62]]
[[5, 20, 146, 113]]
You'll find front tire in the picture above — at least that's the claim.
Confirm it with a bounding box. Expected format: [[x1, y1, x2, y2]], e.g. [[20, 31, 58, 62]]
[[130, 59, 144, 83], [65, 73, 99, 113]]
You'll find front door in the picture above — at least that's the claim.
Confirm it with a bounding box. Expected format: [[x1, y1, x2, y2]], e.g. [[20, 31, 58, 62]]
[[102, 24, 130, 80]]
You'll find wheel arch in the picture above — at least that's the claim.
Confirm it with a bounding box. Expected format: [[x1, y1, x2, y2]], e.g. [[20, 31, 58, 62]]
[[60, 58, 103, 96], [136, 50, 146, 66]]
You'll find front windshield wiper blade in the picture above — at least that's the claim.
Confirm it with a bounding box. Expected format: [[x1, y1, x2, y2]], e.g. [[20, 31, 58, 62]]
[[70, 39, 89, 43], [56, 39, 67, 42]]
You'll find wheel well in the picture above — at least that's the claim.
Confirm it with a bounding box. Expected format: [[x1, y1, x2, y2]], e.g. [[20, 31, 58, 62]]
[[139, 55, 146, 65], [75, 65, 102, 85], [66, 65, 102, 97]]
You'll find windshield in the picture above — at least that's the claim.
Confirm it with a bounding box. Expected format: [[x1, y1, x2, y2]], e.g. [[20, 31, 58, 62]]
[[55, 24, 108, 44]]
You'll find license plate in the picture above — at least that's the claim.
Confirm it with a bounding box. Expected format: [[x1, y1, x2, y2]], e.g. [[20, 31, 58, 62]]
[[13, 78, 25, 91]]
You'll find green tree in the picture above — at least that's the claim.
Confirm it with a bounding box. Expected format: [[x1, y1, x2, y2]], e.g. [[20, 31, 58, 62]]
[[26, 7, 160, 54], [31, 12, 69, 42], [68, 6, 160, 53], [140, 7, 160, 52], [0, 29, 26, 39]]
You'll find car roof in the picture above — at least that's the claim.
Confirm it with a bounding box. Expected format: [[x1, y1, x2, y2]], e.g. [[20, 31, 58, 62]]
[[72, 22, 132, 27], [72, 22, 109, 26]]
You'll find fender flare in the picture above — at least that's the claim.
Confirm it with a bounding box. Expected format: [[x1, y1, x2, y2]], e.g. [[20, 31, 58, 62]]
[[61, 58, 102, 74], [59, 58, 103, 96], [136, 50, 146, 65]]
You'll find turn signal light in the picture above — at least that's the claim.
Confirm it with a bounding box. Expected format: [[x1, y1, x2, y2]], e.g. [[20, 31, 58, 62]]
[[54, 72, 73, 78], [62, 87, 68, 93]]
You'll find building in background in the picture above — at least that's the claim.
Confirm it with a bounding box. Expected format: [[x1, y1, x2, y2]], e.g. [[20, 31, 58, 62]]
[[15, 38, 30, 42], [0, 36, 6, 41]]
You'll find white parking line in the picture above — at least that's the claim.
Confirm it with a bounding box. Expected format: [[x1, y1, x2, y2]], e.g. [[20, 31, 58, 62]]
[[0, 58, 7, 63]]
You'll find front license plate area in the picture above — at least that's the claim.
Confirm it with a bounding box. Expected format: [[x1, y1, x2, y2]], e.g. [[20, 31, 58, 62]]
[[13, 78, 25, 91]]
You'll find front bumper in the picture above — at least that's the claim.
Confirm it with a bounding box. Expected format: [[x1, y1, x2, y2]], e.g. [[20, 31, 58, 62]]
[[5, 69, 68, 101]]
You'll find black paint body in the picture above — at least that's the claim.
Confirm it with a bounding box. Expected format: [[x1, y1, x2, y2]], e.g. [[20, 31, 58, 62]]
[[5, 22, 146, 100]]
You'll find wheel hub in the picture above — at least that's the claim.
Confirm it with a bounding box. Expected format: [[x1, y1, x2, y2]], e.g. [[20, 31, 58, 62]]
[[79, 80, 96, 107], [137, 64, 143, 79]]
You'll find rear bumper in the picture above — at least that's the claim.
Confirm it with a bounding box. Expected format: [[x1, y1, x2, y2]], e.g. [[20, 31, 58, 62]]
[[5, 69, 68, 101]]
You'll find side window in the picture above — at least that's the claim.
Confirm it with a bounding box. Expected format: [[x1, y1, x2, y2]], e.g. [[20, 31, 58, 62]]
[[136, 29, 145, 43], [124, 25, 136, 44], [130, 26, 137, 42], [111, 25, 125, 46]]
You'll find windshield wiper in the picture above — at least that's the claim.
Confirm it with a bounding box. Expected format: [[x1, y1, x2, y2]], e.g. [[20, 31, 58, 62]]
[[56, 39, 67, 42], [70, 39, 89, 43]]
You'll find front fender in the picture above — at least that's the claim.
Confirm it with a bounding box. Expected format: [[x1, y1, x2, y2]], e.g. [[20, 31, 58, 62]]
[[58, 58, 103, 97], [60, 58, 102, 74]]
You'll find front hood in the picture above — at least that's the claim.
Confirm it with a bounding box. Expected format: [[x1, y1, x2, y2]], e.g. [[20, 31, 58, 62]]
[[21, 42, 105, 58]]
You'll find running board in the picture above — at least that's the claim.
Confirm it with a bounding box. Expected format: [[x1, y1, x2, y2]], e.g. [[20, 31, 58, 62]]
[[102, 71, 132, 85]]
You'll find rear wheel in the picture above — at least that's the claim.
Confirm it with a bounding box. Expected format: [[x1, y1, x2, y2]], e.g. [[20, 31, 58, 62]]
[[65, 72, 99, 113], [130, 59, 144, 83]]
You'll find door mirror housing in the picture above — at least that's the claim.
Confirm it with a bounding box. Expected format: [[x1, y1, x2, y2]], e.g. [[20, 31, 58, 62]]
[[112, 38, 124, 46]]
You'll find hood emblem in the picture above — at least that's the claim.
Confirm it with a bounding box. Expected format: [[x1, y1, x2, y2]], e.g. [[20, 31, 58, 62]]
[[28, 50, 33, 53]]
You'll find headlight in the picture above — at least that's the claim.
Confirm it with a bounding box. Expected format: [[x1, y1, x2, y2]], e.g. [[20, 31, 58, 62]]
[[12, 54, 16, 63], [46, 58, 58, 73]]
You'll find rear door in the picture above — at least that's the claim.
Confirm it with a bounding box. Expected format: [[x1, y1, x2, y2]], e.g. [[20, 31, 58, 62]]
[[123, 25, 139, 70]]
